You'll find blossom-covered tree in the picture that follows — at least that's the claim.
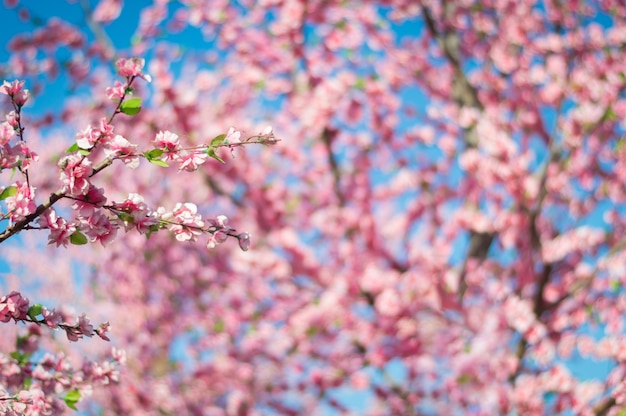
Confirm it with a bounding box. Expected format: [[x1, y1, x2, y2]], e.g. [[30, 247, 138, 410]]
[[2, 0, 626, 415]]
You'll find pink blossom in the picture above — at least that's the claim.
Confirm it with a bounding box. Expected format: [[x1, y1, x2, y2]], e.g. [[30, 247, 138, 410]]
[[113, 193, 158, 233], [115, 57, 152, 82], [225, 126, 241, 144], [160, 202, 204, 241], [42, 307, 63, 327], [154, 130, 180, 160], [77, 313, 94, 336], [75, 124, 101, 149], [0, 80, 25, 96], [104, 134, 139, 168], [96, 322, 111, 341], [206, 229, 229, 249], [81, 211, 117, 246], [350, 372, 370, 390], [13, 87, 29, 107], [72, 185, 107, 217], [503, 296, 535, 334], [375, 288, 401, 317], [58, 153, 93, 196], [0, 120, 15, 145], [260, 125, 273, 136], [105, 80, 126, 100], [237, 232, 251, 251], [0, 291, 29, 322], [4, 181, 36, 222], [175, 149, 208, 172], [37, 209, 76, 247], [92, 0, 122, 23], [541, 226, 605, 263], [5, 110, 18, 128], [13, 141, 38, 171]]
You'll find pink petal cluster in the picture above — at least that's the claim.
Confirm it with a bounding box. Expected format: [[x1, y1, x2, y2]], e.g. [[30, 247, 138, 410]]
[[115, 57, 152, 83], [159, 202, 204, 242], [113, 193, 159, 234], [0, 291, 29, 322], [103, 134, 139, 168], [37, 209, 76, 247], [4, 182, 36, 222], [58, 153, 93, 196], [0, 80, 29, 106]]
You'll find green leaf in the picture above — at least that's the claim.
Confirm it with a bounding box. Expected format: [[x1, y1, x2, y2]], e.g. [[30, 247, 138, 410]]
[[144, 149, 164, 159], [611, 280, 622, 292], [143, 149, 168, 167], [306, 326, 319, 338], [603, 106, 617, 122], [206, 147, 225, 164], [214, 319, 225, 333], [211, 133, 227, 146], [70, 231, 88, 245], [0, 186, 17, 201], [10, 351, 28, 365], [63, 389, 81, 411], [27, 304, 43, 320], [457, 374, 471, 384], [65, 143, 90, 155], [354, 78, 366, 90], [148, 159, 169, 167], [116, 212, 134, 223], [120, 97, 142, 116]]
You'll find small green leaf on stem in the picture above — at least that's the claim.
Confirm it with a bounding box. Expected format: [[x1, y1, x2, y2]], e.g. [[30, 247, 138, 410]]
[[27, 304, 43, 320], [149, 159, 169, 167], [143, 149, 169, 167], [63, 389, 81, 411], [211, 133, 227, 146], [120, 98, 142, 116], [0, 186, 17, 200], [70, 231, 88, 245], [206, 147, 225, 164]]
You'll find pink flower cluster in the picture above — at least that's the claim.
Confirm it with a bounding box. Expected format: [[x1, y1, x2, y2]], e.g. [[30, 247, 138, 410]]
[[0, 324, 124, 415], [0, 80, 29, 107], [0, 73, 262, 251], [3, 182, 35, 223], [114, 57, 152, 83], [0, 291, 110, 342]]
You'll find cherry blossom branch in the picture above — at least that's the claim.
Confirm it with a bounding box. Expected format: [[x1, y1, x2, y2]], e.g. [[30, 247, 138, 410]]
[[0, 59, 276, 251], [0, 324, 124, 413], [0, 291, 110, 342], [421, 4, 497, 301], [321, 127, 345, 206]]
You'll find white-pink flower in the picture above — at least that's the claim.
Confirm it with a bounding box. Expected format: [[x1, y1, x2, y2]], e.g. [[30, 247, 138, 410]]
[[175, 149, 208, 172], [38, 208, 76, 247], [105, 80, 126, 100], [4, 181, 35, 222], [104, 134, 139, 168], [154, 130, 180, 157], [225, 127, 241, 144], [59, 153, 93, 196], [375, 288, 401, 317], [161, 202, 204, 242], [115, 57, 152, 82]]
